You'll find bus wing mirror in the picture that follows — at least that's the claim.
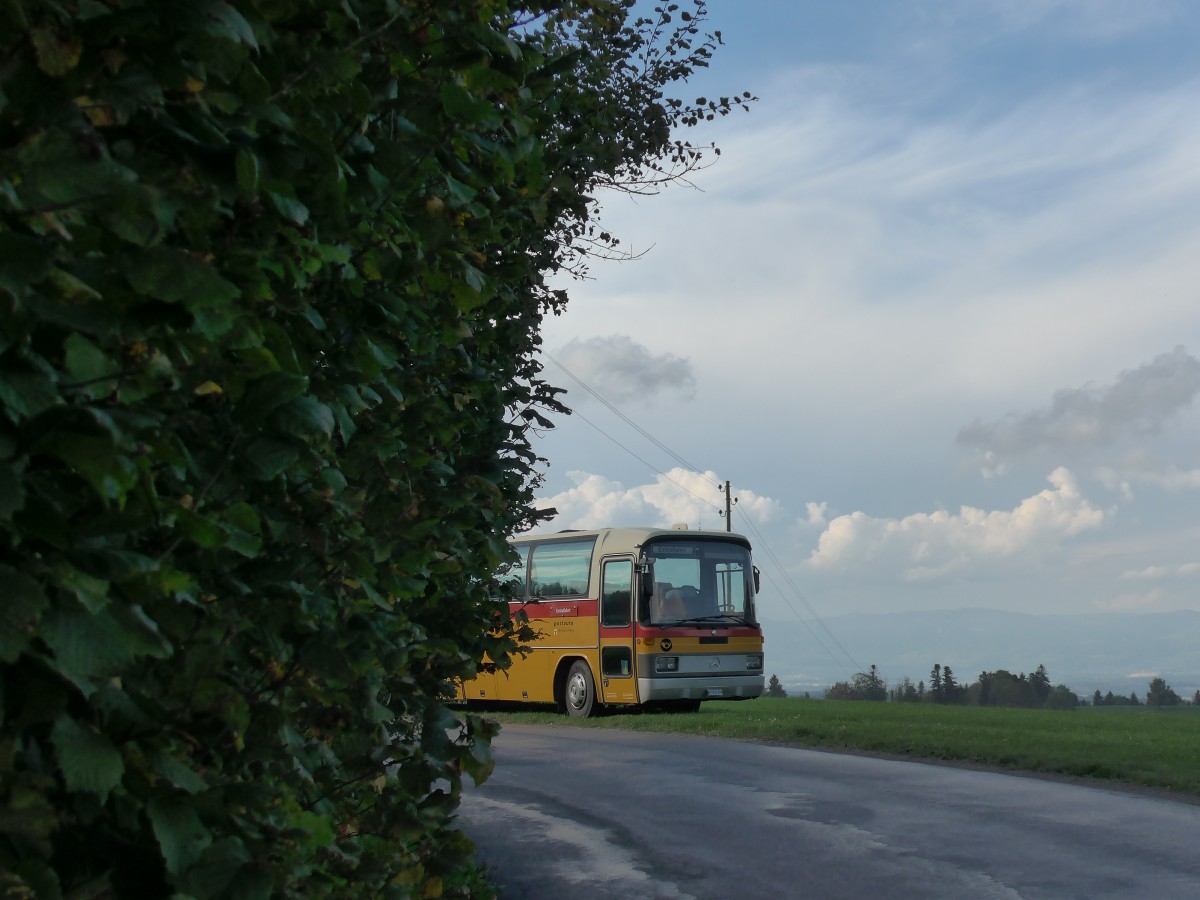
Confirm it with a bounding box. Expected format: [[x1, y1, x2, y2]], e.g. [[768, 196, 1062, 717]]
[[753, 566, 760, 594], [637, 556, 654, 597]]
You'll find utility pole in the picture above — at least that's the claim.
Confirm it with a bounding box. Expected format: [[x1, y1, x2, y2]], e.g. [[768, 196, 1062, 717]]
[[719, 480, 737, 532]]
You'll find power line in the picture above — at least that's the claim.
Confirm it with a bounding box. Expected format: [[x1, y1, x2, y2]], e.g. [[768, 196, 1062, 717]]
[[735, 505, 864, 675], [543, 352, 720, 490], [540, 350, 863, 678], [758, 568, 861, 676], [564, 406, 723, 515]]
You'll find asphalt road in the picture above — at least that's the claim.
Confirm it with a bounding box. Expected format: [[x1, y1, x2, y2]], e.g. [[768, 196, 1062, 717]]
[[456, 723, 1200, 899]]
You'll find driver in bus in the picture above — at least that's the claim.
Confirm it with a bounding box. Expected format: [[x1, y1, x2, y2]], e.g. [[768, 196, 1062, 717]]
[[652, 582, 685, 621]]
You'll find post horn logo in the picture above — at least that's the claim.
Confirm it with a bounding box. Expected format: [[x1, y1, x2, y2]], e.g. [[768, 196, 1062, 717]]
[[660, 638, 673, 651]]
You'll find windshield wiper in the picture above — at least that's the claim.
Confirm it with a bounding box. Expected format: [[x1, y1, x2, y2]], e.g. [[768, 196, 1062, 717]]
[[651, 614, 749, 628]]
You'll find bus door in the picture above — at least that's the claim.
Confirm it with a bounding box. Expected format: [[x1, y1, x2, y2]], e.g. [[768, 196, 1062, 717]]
[[598, 557, 637, 706]]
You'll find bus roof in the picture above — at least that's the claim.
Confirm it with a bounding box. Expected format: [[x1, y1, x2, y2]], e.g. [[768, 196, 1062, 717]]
[[511, 527, 752, 552]]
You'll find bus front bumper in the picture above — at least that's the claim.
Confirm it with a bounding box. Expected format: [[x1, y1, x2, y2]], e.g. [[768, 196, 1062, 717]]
[[638, 675, 764, 702]]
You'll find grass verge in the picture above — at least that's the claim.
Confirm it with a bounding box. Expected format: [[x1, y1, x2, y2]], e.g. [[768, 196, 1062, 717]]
[[479, 697, 1200, 798]]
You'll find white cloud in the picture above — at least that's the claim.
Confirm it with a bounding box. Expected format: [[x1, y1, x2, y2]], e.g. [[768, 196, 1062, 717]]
[[805, 468, 1106, 581], [535, 468, 782, 534], [804, 502, 828, 527]]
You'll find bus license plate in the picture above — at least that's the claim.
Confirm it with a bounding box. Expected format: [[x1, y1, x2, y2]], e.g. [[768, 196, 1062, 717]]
[[705, 688, 725, 697]]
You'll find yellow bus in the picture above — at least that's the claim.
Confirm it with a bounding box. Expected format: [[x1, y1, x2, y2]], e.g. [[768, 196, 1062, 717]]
[[457, 526, 765, 716]]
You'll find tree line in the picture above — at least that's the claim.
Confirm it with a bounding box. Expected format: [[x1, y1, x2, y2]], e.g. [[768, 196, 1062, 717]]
[[884, 663, 1079, 709], [800, 665, 1197, 710], [1092, 678, 1200, 708]]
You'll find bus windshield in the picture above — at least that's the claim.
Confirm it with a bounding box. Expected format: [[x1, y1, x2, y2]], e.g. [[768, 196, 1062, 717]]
[[642, 539, 757, 626]]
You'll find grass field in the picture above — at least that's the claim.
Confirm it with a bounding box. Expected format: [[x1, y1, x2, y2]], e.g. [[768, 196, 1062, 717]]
[[479, 697, 1200, 798]]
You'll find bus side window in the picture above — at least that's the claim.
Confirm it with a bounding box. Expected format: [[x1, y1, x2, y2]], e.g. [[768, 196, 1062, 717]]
[[601, 560, 632, 627], [494, 544, 528, 599], [529, 539, 595, 597]]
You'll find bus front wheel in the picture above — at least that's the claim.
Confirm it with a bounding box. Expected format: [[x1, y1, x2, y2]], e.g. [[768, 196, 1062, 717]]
[[564, 661, 596, 718]]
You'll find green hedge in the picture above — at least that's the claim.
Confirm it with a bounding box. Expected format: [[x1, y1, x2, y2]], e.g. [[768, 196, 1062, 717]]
[[0, 1, 742, 896]]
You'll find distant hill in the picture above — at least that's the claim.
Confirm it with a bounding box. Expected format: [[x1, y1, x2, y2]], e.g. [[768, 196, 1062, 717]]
[[760, 608, 1200, 700]]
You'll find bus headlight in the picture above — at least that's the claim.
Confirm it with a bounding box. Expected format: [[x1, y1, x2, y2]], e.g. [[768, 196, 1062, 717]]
[[746, 654, 763, 670], [656, 656, 679, 673]]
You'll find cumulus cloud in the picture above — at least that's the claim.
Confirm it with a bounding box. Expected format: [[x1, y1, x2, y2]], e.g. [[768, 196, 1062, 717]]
[[804, 502, 829, 527], [548, 335, 696, 405], [806, 468, 1106, 580], [957, 347, 1200, 465], [536, 468, 781, 533]]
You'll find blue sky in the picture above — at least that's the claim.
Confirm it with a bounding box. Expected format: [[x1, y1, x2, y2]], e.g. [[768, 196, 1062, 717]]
[[527, 0, 1200, 620]]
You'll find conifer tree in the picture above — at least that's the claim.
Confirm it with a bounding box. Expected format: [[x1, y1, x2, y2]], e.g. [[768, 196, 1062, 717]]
[[942, 665, 958, 703]]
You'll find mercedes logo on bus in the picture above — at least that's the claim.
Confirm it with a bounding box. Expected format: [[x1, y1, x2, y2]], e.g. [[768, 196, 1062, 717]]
[[709, 657, 721, 670]]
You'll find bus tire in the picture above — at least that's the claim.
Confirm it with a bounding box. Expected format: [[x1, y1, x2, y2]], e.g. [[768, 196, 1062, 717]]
[[564, 660, 596, 718]]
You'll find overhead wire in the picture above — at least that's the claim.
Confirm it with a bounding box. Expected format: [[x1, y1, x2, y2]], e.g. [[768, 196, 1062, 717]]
[[542, 351, 862, 677], [562, 405, 721, 513], [734, 506, 865, 674], [544, 352, 719, 490]]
